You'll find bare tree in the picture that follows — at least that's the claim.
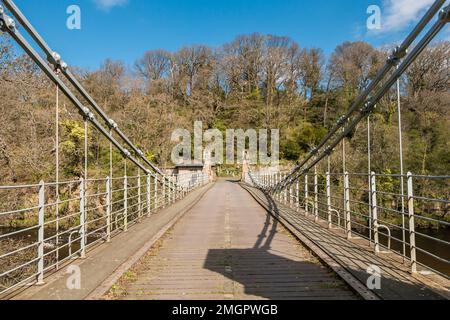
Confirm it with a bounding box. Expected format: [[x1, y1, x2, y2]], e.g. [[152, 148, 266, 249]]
[[135, 49, 172, 81]]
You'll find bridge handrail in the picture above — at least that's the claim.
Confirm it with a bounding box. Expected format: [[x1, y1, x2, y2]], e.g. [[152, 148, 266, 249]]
[[248, 169, 450, 279], [0, 172, 210, 297]]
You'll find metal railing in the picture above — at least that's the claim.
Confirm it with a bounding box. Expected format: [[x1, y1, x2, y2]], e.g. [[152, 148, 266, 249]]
[[0, 0, 215, 298], [247, 170, 450, 278], [243, 0, 450, 281], [0, 172, 210, 297]]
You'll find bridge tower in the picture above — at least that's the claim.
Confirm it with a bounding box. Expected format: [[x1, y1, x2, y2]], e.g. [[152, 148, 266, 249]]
[[203, 150, 214, 181]]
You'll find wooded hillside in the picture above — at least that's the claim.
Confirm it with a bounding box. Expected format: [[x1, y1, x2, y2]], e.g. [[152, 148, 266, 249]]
[[0, 34, 449, 183]]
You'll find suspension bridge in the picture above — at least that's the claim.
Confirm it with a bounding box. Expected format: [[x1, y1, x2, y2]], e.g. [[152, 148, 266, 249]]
[[0, 0, 449, 300]]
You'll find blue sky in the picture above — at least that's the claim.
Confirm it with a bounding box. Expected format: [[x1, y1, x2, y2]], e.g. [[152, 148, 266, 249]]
[[6, 0, 450, 70]]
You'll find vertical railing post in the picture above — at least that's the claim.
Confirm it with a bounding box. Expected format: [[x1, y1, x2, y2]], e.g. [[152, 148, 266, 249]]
[[314, 167, 319, 222], [289, 181, 294, 207], [171, 176, 175, 204], [344, 172, 351, 239], [279, 173, 283, 202], [79, 178, 86, 258], [273, 173, 277, 199], [171, 178, 174, 197], [169, 177, 173, 204], [305, 174, 309, 216], [123, 175, 128, 232], [407, 172, 417, 273], [187, 176, 190, 194], [138, 174, 142, 219], [181, 176, 185, 198], [276, 173, 280, 201], [166, 177, 169, 206], [272, 173, 274, 190], [37, 180, 45, 285], [180, 183, 183, 200], [170, 177, 174, 203], [283, 174, 287, 204], [106, 176, 111, 243], [274, 173, 277, 200], [174, 178, 177, 201], [162, 177, 166, 208], [326, 172, 332, 229], [147, 174, 151, 217], [276, 174, 279, 200], [165, 177, 168, 205], [168, 177, 172, 205], [279, 174, 282, 201], [154, 177, 158, 210], [174, 176, 177, 202], [371, 172, 379, 253], [269, 174, 272, 190], [175, 176, 179, 200]]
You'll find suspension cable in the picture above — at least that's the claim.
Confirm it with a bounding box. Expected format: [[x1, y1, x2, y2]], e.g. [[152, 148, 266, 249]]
[[0, 0, 176, 191], [0, 0, 166, 178], [273, 2, 450, 192]]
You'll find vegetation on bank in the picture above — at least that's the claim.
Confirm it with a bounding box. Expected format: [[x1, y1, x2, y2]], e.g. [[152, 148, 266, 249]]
[[0, 34, 448, 229]]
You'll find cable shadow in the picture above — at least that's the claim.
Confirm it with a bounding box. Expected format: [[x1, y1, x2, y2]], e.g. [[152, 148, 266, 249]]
[[204, 247, 353, 300], [245, 186, 448, 300], [203, 182, 447, 300], [203, 182, 354, 300]]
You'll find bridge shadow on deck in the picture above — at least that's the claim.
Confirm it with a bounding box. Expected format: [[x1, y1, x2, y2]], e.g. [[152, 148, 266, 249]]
[[204, 248, 355, 300], [203, 187, 356, 300], [204, 184, 447, 300]]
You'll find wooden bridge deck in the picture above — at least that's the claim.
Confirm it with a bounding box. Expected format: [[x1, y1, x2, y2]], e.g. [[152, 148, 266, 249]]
[[241, 184, 449, 300], [107, 180, 358, 300], [103, 179, 449, 300]]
